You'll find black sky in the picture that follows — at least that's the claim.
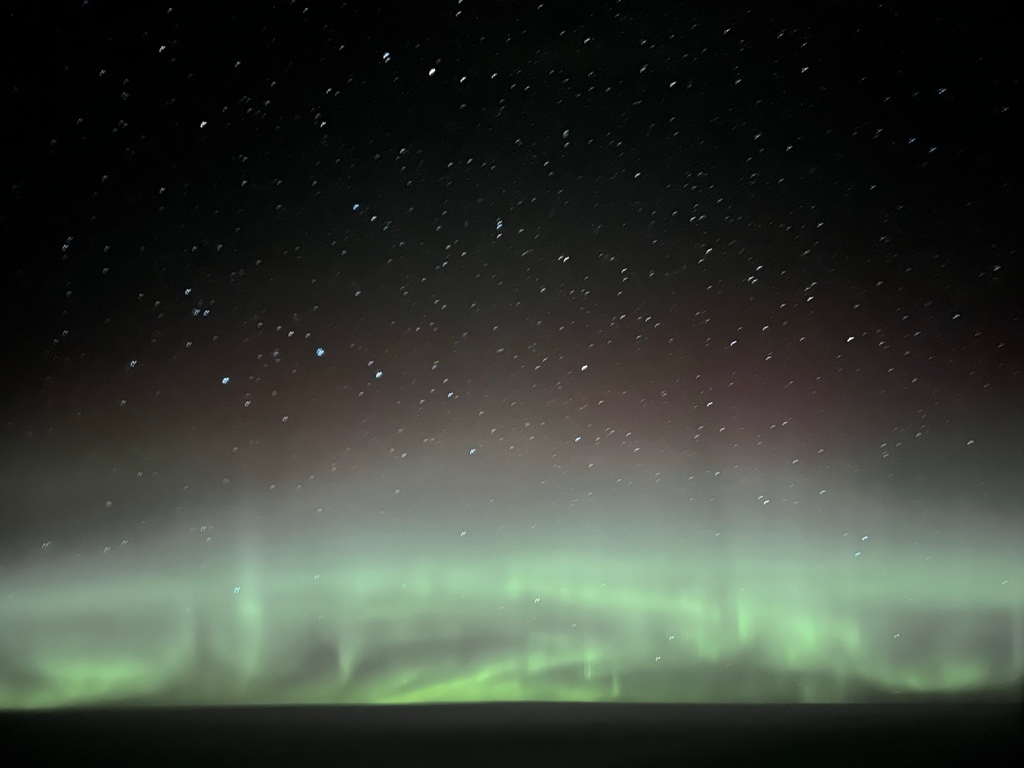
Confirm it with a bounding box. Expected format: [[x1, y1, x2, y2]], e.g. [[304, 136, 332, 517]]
[[2, 1, 1022, 561]]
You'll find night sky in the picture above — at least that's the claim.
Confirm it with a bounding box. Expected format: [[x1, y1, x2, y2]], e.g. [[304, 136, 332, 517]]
[[1, 2, 1023, 707], [5, 1, 1022, 551]]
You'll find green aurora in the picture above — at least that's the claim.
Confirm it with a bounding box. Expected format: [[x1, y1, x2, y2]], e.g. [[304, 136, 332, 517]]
[[1, 524, 1021, 709]]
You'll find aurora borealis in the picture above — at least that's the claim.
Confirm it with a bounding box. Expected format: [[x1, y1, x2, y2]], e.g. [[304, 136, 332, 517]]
[[1, 514, 1021, 708], [2, 3, 1022, 711]]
